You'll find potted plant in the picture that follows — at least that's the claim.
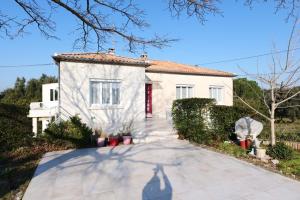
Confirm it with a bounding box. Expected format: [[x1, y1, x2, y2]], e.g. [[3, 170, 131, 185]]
[[109, 133, 120, 146], [95, 128, 107, 147], [122, 132, 132, 145], [119, 121, 133, 145]]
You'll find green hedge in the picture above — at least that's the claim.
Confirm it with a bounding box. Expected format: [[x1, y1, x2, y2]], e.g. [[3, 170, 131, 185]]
[[172, 98, 215, 143], [44, 115, 94, 148], [0, 103, 33, 152], [172, 98, 255, 144]]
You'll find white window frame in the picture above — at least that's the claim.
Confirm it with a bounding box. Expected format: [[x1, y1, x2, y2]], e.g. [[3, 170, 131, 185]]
[[209, 85, 224, 104], [176, 84, 194, 99], [89, 79, 121, 108]]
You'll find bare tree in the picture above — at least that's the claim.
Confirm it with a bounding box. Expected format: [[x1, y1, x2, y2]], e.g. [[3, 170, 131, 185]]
[[237, 18, 300, 146], [1, 0, 300, 52], [1, 0, 178, 52]]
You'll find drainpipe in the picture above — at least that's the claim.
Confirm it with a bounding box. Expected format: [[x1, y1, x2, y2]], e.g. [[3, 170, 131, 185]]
[[57, 61, 61, 122]]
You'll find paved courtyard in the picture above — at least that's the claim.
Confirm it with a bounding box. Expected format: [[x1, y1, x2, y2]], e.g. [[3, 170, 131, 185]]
[[23, 139, 300, 200]]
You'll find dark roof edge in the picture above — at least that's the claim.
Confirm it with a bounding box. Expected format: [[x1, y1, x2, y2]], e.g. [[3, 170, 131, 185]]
[[52, 55, 150, 67]]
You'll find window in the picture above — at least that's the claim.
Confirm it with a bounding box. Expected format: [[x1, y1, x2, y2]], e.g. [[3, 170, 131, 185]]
[[50, 89, 58, 101], [209, 86, 223, 104], [176, 85, 194, 99], [90, 80, 121, 106]]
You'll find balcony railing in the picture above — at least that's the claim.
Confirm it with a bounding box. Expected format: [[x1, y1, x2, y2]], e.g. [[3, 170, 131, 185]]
[[30, 101, 58, 110], [28, 101, 58, 118]]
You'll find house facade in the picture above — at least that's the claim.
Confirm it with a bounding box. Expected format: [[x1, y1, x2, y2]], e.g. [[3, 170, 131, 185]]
[[28, 51, 235, 135]]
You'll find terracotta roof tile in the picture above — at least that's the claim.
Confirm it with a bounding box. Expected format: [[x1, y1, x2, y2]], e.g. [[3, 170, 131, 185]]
[[147, 60, 234, 77], [53, 52, 149, 66], [53, 52, 235, 77]]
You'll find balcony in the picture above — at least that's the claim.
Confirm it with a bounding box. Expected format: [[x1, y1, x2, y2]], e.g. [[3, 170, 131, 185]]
[[28, 101, 58, 118]]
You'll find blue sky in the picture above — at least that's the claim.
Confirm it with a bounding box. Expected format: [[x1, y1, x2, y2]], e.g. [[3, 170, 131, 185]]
[[0, 0, 296, 91]]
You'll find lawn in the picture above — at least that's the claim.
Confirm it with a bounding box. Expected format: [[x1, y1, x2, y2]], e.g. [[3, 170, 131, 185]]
[[0, 141, 72, 200], [276, 119, 300, 142], [278, 151, 300, 177]]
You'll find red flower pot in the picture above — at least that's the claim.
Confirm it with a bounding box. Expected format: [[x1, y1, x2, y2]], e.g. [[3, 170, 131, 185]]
[[246, 139, 252, 149], [240, 140, 247, 149], [109, 136, 119, 146]]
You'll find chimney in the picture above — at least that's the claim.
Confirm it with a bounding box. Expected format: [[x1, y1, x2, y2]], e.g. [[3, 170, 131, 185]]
[[140, 53, 148, 60], [108, 48, 115, 55]]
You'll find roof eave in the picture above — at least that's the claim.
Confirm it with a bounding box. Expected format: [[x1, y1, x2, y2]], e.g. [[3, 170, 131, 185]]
[[145, 70, 236, 77], [52, 56, 150, 67]]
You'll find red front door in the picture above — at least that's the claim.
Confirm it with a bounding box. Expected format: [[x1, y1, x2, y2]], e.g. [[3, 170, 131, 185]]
[[145, 84, 152, 118]]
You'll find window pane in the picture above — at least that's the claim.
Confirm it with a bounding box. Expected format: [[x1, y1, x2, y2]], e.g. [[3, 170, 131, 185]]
[[176, 86, 181, 99], [182, 87, 187, 98], [50, 89, 53, 101], [188, 87, 193, 98], [112, 82, 120, 105], [91, 82, 100, 104], [55, 90, 58, 101], [102, 82, 110, 104]]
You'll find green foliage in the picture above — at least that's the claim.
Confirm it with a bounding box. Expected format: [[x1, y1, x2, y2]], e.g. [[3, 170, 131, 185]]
[[278, 151, 300, 176], [276, 87, 300, 122], [44, 116, 94, 148], [0, 74, 57, 107], [172, 98, 254, 144], [0, 103, 33, 152], [267, 142, 294, 160], [233, 78, 269, 116], [217, 142, 248, 158], [209, 105, 254, 141], [172, 98, 215, 144]]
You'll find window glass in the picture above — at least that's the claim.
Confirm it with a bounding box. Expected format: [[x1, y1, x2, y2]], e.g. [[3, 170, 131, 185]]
[[112, 82, 120, 105], [50, 89, 54, 101], [209, 86, 223, 103], [102, 82, 110, 104], [55, 90, 58, 101], [188, 86, 193, 98], [176, 86, 181, 99], [182, 87, 187, 98], [176, 85, 193, 99], [91, 82, 100, 104]]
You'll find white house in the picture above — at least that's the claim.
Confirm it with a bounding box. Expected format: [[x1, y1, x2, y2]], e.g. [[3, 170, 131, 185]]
[[28, 83, 58, 136], [28, 50, 235, 137]]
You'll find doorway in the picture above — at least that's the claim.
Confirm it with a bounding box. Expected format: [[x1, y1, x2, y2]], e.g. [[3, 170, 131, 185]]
[[145, 83, 152, 118]]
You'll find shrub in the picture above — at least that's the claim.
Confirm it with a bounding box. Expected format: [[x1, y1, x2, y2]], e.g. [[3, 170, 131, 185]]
[[0, 103, 33, 152], [172, 98, 215, 144], [267, 142, 294, 160], [210, 105, 254, 141], [172, 98, 254, 144], [44, 115, 94, 148]]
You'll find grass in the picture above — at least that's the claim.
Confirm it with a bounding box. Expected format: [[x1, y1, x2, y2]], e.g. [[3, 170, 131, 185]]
[[0, 140, 74, 200], [278, 151, 300, 177]]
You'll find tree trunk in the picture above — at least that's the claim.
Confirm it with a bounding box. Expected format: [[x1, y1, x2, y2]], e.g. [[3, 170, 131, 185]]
[[270, 103, 276, 146]]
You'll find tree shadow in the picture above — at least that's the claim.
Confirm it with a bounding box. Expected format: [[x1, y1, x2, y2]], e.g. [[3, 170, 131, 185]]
[[142, 164, 172, 200]]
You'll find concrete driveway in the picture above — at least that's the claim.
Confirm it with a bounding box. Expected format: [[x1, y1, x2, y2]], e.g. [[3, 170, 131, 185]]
[[23, 139, 300, 200]]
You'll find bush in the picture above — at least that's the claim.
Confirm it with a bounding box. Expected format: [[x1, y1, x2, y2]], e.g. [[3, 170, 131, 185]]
[[210, 105, 254, 141], [172, 98, 254, 144], [0, 103, 33, 152], [267, 142, 294, 160], [44, 115, 94, 148], [172, 98, 215, 144]]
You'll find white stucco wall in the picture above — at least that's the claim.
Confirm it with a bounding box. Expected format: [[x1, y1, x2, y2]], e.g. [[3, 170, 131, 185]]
[[59, 61, 145, 132], [42, 83, 58, 108], [145, 72, 233, 119]]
